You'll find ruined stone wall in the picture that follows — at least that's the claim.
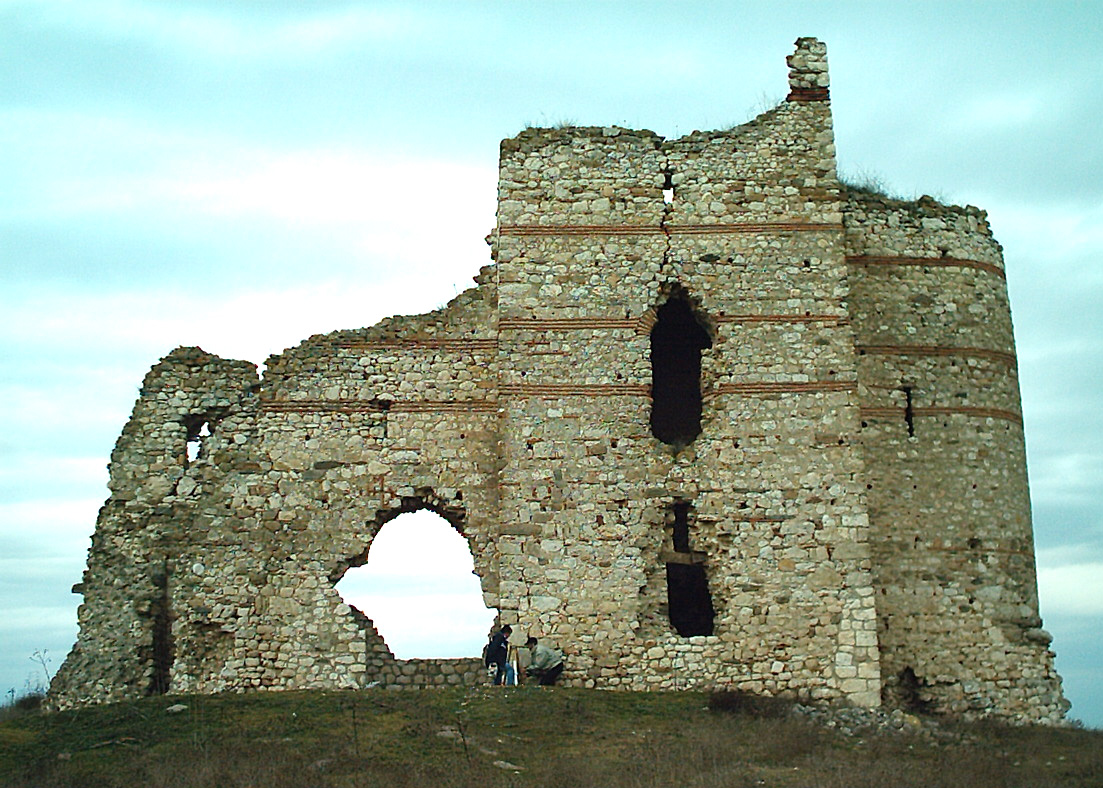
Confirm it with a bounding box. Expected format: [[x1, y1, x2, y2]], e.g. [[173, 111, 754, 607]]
[[490, 38, 877, 704], [49, 38, 1065, 723], [844, 194, 1067, 721], [49, 349, 261, 704]]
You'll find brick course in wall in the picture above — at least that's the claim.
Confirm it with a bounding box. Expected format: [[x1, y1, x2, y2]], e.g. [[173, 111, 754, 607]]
[[49, 38, 1068, 723]]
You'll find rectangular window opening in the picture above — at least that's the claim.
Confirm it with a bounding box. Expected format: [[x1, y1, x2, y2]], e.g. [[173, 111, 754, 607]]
[[664, 501, 714, 637]]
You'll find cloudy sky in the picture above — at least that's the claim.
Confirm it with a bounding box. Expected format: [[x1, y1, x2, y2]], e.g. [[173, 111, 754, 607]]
[[1, 1, 1100, 724]]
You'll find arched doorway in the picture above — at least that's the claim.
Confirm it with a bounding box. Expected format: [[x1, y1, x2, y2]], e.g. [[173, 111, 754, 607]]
[[335, 509, 497, 659]]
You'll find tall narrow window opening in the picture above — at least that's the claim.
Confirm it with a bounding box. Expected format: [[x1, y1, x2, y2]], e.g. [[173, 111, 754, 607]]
[[671, 500, 691, 552], [902, 386, 915, 437], [664, 501, 715, 637], [149, 559, 173, 695], [650, 290, 712, 449]]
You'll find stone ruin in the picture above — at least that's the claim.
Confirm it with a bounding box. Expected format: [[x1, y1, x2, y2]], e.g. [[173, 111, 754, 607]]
[[50, 38, 1068, 723]]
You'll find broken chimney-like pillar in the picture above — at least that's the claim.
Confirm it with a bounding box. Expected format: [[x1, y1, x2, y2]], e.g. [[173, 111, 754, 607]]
[[786, 36, 830, 101]]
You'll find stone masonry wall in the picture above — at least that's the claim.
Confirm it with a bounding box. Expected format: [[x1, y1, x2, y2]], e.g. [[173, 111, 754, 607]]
[[50, 38, 1066, 723], [844, 193, 1067, 722]]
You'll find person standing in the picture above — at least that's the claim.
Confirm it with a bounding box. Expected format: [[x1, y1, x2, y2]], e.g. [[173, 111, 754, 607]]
[[484, 625, 512, 686], [524, 636, 564, 686]]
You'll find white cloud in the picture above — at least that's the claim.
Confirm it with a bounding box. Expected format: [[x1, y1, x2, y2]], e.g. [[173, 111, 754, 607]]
[[948, 92, 1047, 133], [990, 201, 1103, 276], [2, 110, 496, 239], [15, 1, 415, 60], [0, 380, 131, 436], [0, 604, 79, 634], [1028, 453, 1103, 507], [0, 455, 107, 494], [1, 278, 479, 370], [1037, 561, 1103, 617], [357, 594, 496, 659], [164, 148, 497, 237], [0, 500, 99, 556]]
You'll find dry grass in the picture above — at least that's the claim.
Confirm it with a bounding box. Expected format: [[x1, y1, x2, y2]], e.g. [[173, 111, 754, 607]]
[[1, 688, 1100, 788]]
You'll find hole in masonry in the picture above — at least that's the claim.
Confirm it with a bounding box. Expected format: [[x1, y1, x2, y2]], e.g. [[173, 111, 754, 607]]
[[183, 417, 211, 465], [186, 423, 210, 463], [667, 563, 714, 637], [894, 666, 930, 713], [902, 386, 915, 437], [662, 187, 674, 204], [335, 510, 497, 659], [650, 288, 713, 450], [148, 558, 173, 695], [665, 501, 715, 637]]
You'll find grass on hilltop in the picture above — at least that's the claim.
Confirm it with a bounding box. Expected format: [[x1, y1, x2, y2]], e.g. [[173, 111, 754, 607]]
[[1, 687, 1101, 788]]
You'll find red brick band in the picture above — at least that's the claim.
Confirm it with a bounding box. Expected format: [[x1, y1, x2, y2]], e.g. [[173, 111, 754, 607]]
[[261, 400, 498, 414], [501, 381, 857, 399], [669, 223, 840, 235], [716, 314, 848, 325], [499, 222, 840, 237], [786, 88, 830, 102], [261, 400, 387, 413], [859, 405, 1022, 426], [336, 339, 497, 351], [847, 255, 1005, 280], [391, 402, 499, 414], [500, 224, 663, 237], [500, 383, 649, 398], [712, 381, 857, 396], [857, 344, 1016, 367], [917, 406, 1023, 425], [499, 318, 639, 331]]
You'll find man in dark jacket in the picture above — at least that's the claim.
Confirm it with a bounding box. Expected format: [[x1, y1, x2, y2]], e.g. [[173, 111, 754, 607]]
[[485, 625, 512, 686]]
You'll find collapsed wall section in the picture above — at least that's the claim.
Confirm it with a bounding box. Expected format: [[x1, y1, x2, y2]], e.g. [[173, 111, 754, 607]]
[[845, 192, 1068, 722], [50, 279, 507, 708], [178, 276, 504, 695], [49, 348, 261, 706]]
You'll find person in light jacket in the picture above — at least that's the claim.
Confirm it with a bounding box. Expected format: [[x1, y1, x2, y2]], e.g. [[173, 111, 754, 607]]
[[524, 636, 564, 686]]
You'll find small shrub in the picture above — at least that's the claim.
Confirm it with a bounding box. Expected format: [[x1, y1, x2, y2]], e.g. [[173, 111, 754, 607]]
[[15, 692, 43, 712], [0, 690, 45, 722], [707, 689, 794, 718]]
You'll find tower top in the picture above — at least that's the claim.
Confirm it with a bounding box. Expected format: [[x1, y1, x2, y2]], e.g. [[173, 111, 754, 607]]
[[787, 37, 829, 101]]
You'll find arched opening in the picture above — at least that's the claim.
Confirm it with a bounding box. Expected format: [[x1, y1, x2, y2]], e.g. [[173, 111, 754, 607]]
[[650, 288, 712, 450], [888, 666, 930, 713], [335, 509, 497, 659]]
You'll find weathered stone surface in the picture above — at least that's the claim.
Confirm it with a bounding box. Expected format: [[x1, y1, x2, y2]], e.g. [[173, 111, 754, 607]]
[[48, 38, 1066, 725]]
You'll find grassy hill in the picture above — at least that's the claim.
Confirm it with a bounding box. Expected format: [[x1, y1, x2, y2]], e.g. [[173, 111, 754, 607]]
[[2, 687, 1100, 787]]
